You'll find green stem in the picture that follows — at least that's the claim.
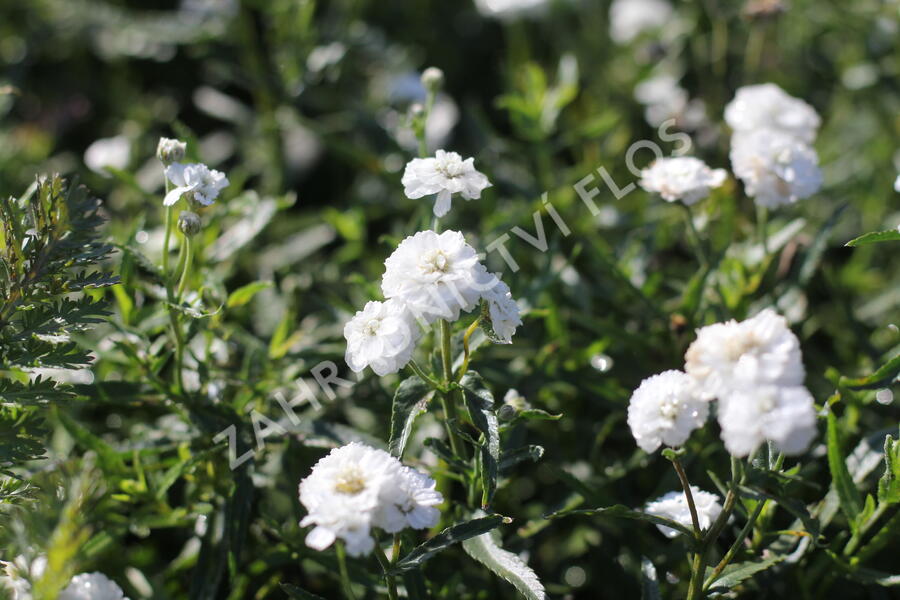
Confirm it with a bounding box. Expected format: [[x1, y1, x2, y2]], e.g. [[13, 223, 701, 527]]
[[162, 205, 174, 278], [176, 235, 194, 300], [459, 318, 481, 378], [439, 319, 464, 460], [407, 359, 441, 390], [680, 202, 708, 267], [756, 204, 769, 255], [335, 541, 357, 600], [373, 541, 399, 600], [704, 498, 767, 590], [672, 457, 703, 539]]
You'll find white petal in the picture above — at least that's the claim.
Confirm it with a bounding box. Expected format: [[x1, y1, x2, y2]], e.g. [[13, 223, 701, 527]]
[[163, 185, 194, 207]]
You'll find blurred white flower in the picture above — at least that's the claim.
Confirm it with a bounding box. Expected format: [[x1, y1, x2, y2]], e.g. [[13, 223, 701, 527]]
[[376, 466, 443, 532], [59, 573, 129, 600], [163, 162, 229, 206], [84, 135, 130, 176], [402, 150, 492, 217], [1, 554, 46, 600], [481, 278, 522, 343], [382, 230, 490, 324], [298, 443, 443, 557], [627, 370, 709, 453], [724, 83, 821, 143], [344, 299, 421, 376], [639, 157, 727, 205], [730, 129, 823, 208], [895, 174, 899, 192], [634, 74, 707, 130], [156, 137, 186, 165], [718, 385, 817, 457], [474, 0, 550, 21], [685, 309, 806, 401], [609, 0, 673, 44], [645, 487, 723, 538]]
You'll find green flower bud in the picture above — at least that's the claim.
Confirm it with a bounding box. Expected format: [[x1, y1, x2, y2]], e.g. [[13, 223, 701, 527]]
[[157, 137, 186, 165], [420, 67, 444, 92], [178, 211, 202, 237]]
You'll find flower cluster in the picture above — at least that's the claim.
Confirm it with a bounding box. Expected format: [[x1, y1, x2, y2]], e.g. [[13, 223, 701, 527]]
[[639, 156, 727, 205], [1, 556, 129, 600], [298, 442, 443, 557], [726, 83, 823, 207], [645, 487, 723, 539], [628, 309, 817, 457], [345, 229, 521, 375], [402, 150, 492, 218], [164, 161, 230, 207], [609, 0, 673, 44]]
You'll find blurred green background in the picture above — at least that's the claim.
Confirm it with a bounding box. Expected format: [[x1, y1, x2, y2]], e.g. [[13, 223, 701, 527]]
[[1, 0, 898, 598]]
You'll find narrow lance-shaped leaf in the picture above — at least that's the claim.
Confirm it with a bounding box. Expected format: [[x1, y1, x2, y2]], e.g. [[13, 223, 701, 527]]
[[827, 410, 863, 530], [462, 526, 546, 600], [226, 280, 273, 308], [389, 515, 507, 574], [845, 229, 900, 247], [460, 371, 499, 509], [840, 353, 900, 390], [548, 505, 695, 539], [280, 584, 327, 600], [705, 555, 785, 591], [388, 376, 433, 458]]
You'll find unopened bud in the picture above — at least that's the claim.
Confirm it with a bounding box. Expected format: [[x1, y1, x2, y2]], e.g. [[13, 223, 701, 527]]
[[157, 137, 186, 165], [420, 67, 444, 92], [178, 211, 202, 237]]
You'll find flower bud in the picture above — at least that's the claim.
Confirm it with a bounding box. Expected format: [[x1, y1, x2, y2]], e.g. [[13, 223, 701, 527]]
[[498, 404, 518, 421], [178, 211, 202, 237], [420, 67, 444, 92], [157, 137, 186, 165]]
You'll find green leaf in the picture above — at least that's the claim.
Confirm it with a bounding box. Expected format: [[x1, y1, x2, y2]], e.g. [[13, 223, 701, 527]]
[[55, 408, 127, 475], [640, 557, 661, 600], [845, 229, 900, 247], [549, 505, 695, 539], [280, 584, 327, 600], [462, 527, 546, 600], [840, 353, 900, 390], [388, 376, 433, 459], [515, 408, 562, 421], [499, 445, 544, 471], [226, 281, 273, 309], [460, 371, 500, 509], [706, 555, 784, 591], [389, 515, 507, 574], [827, 410, 863, 530], [877, 432, 900, 505]]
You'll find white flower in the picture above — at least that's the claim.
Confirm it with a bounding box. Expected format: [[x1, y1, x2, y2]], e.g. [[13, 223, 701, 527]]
[[724, 83, 820, 143], [156, 137, 187, 164], [375, 466, 443, 533], [474, 0, 550, 20], [627, 370, 709, 453], [382, 230, 491, 324], [718, 385, 817, 457], [481, 279, 522, 343], [344, 299, 421, 376], [685, 309, 805, 401], [59, 573, 129, 600], [298, 443, 444, 556], [895, 174, 900, 193], [645, 487, 723, 538], [401, 150, 491, 217], [163, 162, 229, 206], [298, 442, 402, 557], [84, 136, 130, 176], [639, 157, 727, 205], [1, 555, 46, 600], [730, 129, 823, 208], [609, 0, 673, 44], [634, 74, 707, 129]]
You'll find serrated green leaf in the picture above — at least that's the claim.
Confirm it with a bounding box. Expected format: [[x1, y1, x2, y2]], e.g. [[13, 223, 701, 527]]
[[460, 371, 499, 509], [388, 376, 433, 459], [226, 281, 273, 309], [462, 527, 545, 600], [389, 515, 506, 574], [706, 555, 784, 591], [827, 410, 863, 530], [549, 505, 695, 539], [845, 229, 900, 247], [499, 445, 544, 471]]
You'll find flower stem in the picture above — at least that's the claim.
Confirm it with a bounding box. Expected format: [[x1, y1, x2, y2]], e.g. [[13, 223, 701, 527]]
[[162, 205, 174, 278], [335, 541, 357, 600], [176, 235, 194, 300], [407, 359, 441, 390], [439, 319, 464, 459], [680, 202, 708, 267], [459, 317, 481, 378], [671, 457, 703, 539], [373, 541, 399, 600]]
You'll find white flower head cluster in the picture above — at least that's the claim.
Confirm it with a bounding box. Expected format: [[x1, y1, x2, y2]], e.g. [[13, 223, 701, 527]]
[[298, 442, 442, 557], [639, 157, 727, 205], [726, 83, 823, 207], [344, 299, 421, 376], [1, 556, 128, 600], [685, 309, 817, 456], [345, 229, 520, 375], [164, 162, 229, 207], [609, 0, 673, 44], [627, 370, 709, 453], [729, 129, 823, 208], [645, 487, 723, 538], [402, 150, 492, 217]]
